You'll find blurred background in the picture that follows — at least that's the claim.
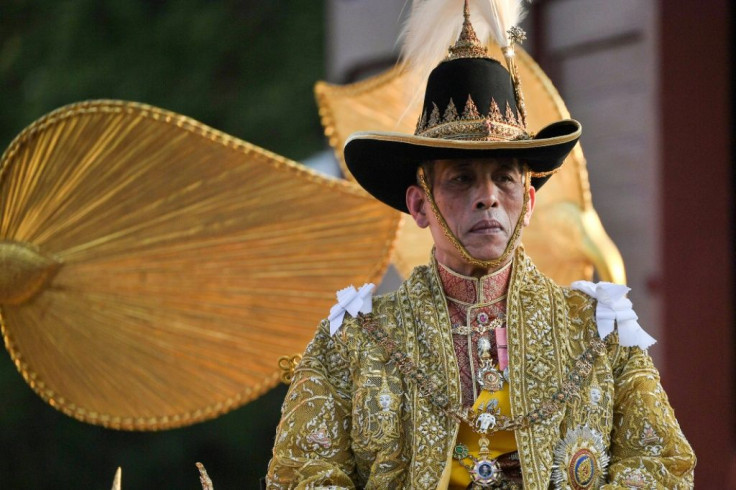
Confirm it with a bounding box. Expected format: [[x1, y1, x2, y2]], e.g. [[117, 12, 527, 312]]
[[0, 0, 732, 488]]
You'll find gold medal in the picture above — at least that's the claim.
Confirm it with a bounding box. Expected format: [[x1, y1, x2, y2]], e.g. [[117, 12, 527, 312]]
[[477, 336, 504, 392]]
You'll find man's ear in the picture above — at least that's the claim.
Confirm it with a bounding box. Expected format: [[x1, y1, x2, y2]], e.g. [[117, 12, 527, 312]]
[[523, 185, 536, 227], [406, 185, 429, 228]]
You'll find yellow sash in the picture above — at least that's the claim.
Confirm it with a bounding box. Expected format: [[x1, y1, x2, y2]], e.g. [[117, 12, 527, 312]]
[[448, 388, 518, 488]]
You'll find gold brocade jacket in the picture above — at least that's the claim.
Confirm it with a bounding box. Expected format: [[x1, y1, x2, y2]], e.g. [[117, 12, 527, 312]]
[[266, 251, 695, 489]]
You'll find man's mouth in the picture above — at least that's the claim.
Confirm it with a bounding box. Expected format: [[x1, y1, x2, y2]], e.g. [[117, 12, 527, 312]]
[[469, 219, 504, 234]]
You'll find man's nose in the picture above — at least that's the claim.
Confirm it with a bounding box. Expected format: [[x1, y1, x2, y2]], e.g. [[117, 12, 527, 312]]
[[474, 179, 498, 210]]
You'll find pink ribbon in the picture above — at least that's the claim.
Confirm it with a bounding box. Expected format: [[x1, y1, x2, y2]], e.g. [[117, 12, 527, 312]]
[[496, 327, 508, 370]]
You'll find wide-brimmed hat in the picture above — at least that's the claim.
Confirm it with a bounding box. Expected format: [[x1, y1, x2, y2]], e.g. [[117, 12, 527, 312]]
[[344, 5, 581, 214]]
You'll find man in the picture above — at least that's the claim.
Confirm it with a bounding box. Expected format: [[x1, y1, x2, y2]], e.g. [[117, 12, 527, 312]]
[[267, 5, 694, 489]]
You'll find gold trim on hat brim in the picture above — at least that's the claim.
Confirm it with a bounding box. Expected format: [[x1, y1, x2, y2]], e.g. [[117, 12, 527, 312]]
[[345, 119, 581, 152], [342, 118, 581, 218]]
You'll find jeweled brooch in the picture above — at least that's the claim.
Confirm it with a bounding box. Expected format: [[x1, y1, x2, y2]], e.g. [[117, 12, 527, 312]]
[[552, 426, 609, 490]]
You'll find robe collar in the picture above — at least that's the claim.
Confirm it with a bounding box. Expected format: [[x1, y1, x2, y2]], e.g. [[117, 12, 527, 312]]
[[435, 258, 512, 305]]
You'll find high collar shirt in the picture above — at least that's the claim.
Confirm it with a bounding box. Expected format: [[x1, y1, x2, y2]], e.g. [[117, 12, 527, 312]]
[[437, 260, 511, 406]]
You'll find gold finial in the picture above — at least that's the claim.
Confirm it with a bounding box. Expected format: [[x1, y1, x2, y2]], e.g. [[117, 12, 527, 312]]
[[447, 0, 489, 60], [501, 24, 529, 128], [507, 25, 527, 46], [196, 462, 215, 490], [110, 467, 122, 490]]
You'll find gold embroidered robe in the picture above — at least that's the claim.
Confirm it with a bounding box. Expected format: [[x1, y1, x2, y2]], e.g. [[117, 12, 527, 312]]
[[266, 251, 695, 489]]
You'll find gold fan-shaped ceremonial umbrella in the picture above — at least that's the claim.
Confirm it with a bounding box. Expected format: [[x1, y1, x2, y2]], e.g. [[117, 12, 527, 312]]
[[316, 44, 625, 285], [0, 100, 400, 430]]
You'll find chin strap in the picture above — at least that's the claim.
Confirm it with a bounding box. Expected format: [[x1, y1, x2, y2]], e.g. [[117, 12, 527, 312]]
[[417, 165, 530, 270]]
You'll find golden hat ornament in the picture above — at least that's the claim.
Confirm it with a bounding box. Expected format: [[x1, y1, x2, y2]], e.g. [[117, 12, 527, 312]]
[[343, 0, 582, 213]]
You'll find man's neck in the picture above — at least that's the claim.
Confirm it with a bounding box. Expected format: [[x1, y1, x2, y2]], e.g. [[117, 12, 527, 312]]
[[435, 259, 512, 304], [433, 248, 515, 279]]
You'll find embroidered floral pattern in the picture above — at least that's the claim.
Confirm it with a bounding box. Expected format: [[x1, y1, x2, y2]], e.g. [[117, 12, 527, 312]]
[[438, 261, 511, 405], [267, 250, 695, 489]]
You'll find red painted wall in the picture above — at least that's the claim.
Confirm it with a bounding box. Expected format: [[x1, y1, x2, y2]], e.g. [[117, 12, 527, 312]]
[[659, 0, 735, 486]]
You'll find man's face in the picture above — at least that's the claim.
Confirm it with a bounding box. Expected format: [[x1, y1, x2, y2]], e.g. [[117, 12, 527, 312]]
[[406, 158, 535, 276]]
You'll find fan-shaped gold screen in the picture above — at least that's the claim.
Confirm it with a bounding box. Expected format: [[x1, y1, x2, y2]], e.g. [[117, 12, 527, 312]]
[[316, 44, 625, 285], [0, 100, 400, 430]]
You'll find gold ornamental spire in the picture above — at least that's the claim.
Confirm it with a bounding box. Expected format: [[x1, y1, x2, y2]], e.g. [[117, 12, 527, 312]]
[[447, 0, 489, 60]]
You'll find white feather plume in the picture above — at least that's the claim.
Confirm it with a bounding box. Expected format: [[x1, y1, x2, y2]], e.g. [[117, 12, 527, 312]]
[[399, 0, 529, 78], [478, 0, 528, 49]]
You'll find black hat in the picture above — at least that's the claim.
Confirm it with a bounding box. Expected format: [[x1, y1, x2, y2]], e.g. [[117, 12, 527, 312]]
[[343, 6, 581, 213]]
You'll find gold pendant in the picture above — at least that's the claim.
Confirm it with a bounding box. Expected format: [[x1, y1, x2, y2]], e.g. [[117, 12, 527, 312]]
[[477, 363, 504, 392], [477, 335, 504, 392], [453, 439, 502, 488], [473, 399, 500, 433]]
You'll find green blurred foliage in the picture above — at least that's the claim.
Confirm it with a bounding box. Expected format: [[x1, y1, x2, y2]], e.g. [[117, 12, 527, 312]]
[[0, 0, 326, 160], [1, 351, 289, 488], [0, 0, 324, 488]]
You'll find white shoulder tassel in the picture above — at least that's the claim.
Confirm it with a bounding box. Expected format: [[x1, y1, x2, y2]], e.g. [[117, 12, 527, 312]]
[[328, 283, 375, 336], [571, 280, 656, 349]]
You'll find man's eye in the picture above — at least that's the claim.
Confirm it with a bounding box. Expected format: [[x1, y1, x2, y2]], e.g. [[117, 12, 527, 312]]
[[450, 174, 471, 183]]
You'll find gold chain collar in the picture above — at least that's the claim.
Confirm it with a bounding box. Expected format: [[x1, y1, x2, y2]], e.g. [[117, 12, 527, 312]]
[[360, 313, 608, 435]]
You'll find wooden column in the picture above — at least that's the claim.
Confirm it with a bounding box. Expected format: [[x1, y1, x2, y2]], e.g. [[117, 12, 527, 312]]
[[659, 0, 734, 487]]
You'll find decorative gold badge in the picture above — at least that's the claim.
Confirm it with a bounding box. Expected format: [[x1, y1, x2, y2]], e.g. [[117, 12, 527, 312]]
[[552, 426, 609, 490]]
